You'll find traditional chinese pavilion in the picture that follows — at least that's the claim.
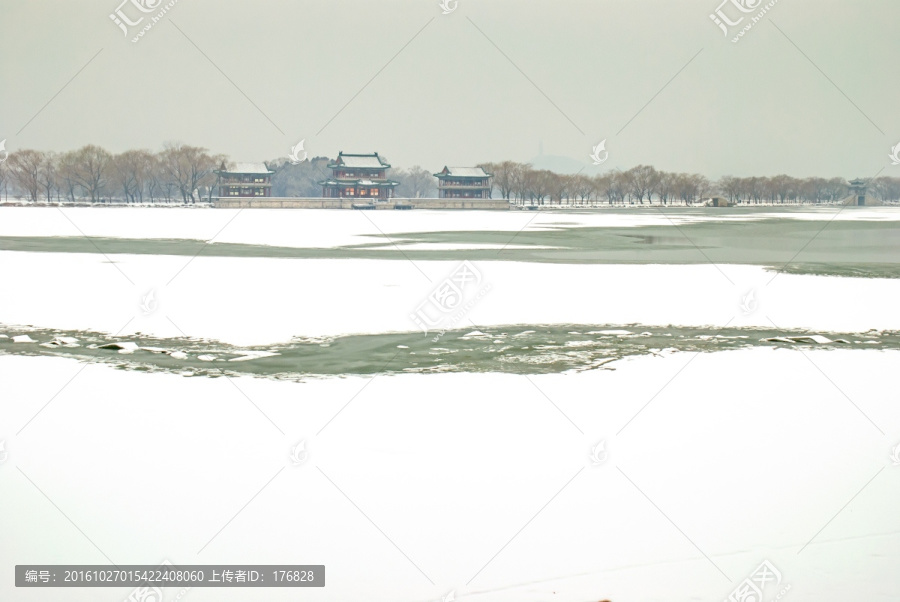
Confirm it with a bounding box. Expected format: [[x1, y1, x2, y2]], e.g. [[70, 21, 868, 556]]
[[320, 152, 399, 200], [433, 166, 493, 199], [216, 163, 275, 198], [849, 178, 867, 205], [842, 177, 883, 207]]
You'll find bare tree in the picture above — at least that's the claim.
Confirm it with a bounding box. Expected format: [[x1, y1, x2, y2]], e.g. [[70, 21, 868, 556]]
[[57, 151, 79, 202], [824, 177, 847, 203], [718, 176, 741, 203], [744, 176, 763, 204], [547, 172, 568, 204], [7, 149, 44, 203], [524, 169, 554, 205], [480, 160, 520, 200], [673, 173, 708, 204], [159, 143, 217, 203], [66, 145, 113, 202], [595, 170, 627, 205], [769, 174, 796, 203], [510, 162, 531, 204], [571, 174, 594, 203], [871, 176, 900, 203], [143, 152, 161, 202], [693, 174, 711, 202], [593, 173, 612, 205], [36, 152, 59, 203], [627, 165, 659, 204], [657, 171, 675, 205], [150, 152, 177, 203], [112, 149, 155, 203], [390, 165, 435, 198]]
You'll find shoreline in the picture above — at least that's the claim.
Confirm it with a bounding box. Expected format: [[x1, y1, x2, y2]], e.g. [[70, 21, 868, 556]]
[[3, 200, 896, 210]]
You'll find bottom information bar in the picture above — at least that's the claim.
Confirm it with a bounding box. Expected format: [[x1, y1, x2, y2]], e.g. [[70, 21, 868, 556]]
[[16, 565, 324, 587]]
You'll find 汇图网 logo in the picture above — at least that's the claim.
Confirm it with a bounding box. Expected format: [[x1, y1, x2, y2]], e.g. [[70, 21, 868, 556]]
[[289, 140, 308, 165], [889, 142, 900, 166], [409, 261, 491, 341], [710, 0, 780, 43], [109, 0, 180, 43], [588, 440, 608, 465], [139, 288, 160, 316], [590, 140, 608, 165], [289, 440, 308, 466], [725, 559, 790, 602]]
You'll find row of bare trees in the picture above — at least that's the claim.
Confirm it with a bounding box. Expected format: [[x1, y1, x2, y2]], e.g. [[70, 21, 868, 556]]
[[0, 144, 226, 204], [389, 166, 437, 198], [3, 148, 899, 205], [713, 174, 900, 204], [1, 146, 441, 203], [480, 161, 717, 206], [479, 161, 900, 205]]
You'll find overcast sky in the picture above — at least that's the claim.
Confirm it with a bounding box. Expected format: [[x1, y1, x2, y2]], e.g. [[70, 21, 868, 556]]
[[1, 0, 898, 179]]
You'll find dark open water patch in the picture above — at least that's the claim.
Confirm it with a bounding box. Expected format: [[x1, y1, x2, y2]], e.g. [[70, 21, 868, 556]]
[[1, 324, 897, 380], [0, 217, 898, 278]]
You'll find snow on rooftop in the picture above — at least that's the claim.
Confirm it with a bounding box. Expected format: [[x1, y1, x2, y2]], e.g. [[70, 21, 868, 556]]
[[443, 167, 489, 177], [338, 154, 386, 168], [230, 162, 272, 174]]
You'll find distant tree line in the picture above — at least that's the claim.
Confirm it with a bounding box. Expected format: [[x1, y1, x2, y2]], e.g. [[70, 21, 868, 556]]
[[1, 144, 226, 204], [479, 161, 900, 206], [268, 156, 332, 197], [2, 145, 898, 205]]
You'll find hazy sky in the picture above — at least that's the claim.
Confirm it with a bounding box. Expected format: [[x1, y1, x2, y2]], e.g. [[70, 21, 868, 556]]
[[1, 0, 898, 179]]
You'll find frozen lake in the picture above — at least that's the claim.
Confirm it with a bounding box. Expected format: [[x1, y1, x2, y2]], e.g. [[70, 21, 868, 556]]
[[0, 205, 898, 250], [0, 207, 898, 602], [1, 206, 711, 249], [1, 253, 900, 345], [1, 349, 898, 602]]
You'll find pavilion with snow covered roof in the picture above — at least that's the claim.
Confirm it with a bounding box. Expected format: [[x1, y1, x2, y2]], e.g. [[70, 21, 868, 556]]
[[433, 166, 493, 199], [215, 162, 275, 198], [320, 152, 399, 200]]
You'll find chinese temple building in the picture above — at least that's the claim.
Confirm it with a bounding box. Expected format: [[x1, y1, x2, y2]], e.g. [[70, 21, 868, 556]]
[[434, 166, 493, 199], [842, 178, 883, 206], [320, 152, 399, 200], [216, 163, 275, 198], [849, 178, 867, 205]]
